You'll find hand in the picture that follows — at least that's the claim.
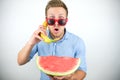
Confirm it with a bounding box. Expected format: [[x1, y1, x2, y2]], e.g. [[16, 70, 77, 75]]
[[27, 25, 47, 46], [47, 74, 58, 80], [53, 74, 73, 80], [47, 75, 56, 80]]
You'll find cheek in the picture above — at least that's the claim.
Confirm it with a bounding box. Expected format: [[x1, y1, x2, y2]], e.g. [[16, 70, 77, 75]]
[[60, 27, 65, 31]]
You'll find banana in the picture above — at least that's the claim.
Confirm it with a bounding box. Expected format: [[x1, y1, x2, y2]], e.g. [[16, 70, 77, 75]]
[[40, 33, 58, 44], [43, 20, 48, 29], [40, 21, 59, 44]]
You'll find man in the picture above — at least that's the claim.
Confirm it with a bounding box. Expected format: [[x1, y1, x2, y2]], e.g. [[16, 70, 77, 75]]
[[17, 0, 87, 80]]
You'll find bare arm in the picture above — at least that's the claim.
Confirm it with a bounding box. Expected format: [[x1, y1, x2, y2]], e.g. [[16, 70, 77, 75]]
[[17, 42, 35, 65], [70, 70, 86, 80], [17, 25, 46, 65]]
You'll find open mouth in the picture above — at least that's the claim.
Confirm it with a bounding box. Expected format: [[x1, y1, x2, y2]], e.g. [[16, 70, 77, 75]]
[[54, 28, 59, 31], [53, 28, 59, 34]]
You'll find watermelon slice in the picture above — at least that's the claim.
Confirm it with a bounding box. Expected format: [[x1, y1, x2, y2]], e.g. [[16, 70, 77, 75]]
[[36, 56, 80, 76]]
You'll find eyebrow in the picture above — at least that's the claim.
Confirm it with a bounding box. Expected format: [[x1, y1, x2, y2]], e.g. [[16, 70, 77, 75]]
[[48, 14, 65, 18], [48, 16, 65, 19]]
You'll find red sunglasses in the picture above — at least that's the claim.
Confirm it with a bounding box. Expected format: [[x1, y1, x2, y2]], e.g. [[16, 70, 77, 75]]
[[46, 18, 68, 26]]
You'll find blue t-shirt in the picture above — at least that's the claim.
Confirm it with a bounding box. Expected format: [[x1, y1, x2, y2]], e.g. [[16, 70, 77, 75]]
[[29, 30, 87, 80]]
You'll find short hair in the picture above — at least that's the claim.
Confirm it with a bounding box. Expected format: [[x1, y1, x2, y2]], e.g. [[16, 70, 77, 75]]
[[45, 0, 68, 17]]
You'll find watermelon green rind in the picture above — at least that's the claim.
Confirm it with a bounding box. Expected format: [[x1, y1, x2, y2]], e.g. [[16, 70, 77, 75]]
[[36, 56, 81, 76]]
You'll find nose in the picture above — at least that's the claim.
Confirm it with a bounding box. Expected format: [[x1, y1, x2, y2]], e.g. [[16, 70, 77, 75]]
[[54, 20, 59, 27]]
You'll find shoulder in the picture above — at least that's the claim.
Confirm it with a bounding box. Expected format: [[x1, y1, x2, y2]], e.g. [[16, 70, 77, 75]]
[[66, 31, 85, 50], [66, 31, 84, 43]]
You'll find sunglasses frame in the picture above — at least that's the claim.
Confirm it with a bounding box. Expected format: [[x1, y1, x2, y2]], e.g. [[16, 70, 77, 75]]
[[46, 18, 68, 26]]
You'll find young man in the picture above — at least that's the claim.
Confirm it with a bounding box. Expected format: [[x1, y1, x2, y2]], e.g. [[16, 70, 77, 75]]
[[17, 0, 87, 80]]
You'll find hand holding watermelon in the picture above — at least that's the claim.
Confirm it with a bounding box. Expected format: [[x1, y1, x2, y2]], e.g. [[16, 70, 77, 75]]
[[36, 56, 80, 77], [47, 74, 73, 80], [53, 74, 73, 80]]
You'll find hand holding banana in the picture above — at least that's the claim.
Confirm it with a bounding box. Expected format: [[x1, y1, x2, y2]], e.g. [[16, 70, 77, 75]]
[[39, 21, 58, 44]]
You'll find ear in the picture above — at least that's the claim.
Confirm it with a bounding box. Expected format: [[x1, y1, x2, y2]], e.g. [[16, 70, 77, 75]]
[[66, 18, 68, 22], [45, 17, 47, 22]]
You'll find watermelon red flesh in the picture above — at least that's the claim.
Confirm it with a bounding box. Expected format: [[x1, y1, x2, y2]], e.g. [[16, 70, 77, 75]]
[[40, 56, 77, 72], [36, 56, 80, 76]]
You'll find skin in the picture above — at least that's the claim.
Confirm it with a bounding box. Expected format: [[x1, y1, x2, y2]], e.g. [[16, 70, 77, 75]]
[[47, 7, 66, 40], [17, 7, 86, 80]]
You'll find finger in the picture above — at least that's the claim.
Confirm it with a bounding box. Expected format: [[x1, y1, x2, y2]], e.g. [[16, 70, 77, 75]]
[[33, 28, 41, 35], [38, 31, 47, 36], [34, 28, 46, 37], [38, 25, 47, 35], [38, 25, 46, 31], [39, 25, 46, 29], [35, 35, 43, 41], [54, 76, 65, 79], [47, 75, 55, 80], [54, 74, 73, 80]]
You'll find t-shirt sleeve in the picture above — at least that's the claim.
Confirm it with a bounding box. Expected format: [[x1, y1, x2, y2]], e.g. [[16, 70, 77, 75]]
[[29, 44, 38, 60], [74, 38, 87, 73]]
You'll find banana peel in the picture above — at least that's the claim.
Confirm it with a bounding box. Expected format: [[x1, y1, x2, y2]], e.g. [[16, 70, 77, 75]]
[[40, 33, 59, 44], [40, 21, 59, 44], [43, 20, 48, 29]]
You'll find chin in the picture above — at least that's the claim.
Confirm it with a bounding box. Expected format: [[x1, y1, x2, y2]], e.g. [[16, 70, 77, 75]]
[[53, 34, 60, 38]]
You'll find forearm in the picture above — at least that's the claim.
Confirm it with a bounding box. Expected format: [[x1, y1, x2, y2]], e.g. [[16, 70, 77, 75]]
[[17, 42, 34, 65], [70, 70, 86, 80]]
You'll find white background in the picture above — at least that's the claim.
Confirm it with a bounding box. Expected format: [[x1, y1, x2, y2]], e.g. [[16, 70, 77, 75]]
[[0, 0, 120, 80]]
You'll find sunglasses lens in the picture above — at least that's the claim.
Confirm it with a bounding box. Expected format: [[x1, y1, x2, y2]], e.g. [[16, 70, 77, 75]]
[[58, 19, 66, 26], [47, 19, 55, 25], [47, 18, 67, 26]]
